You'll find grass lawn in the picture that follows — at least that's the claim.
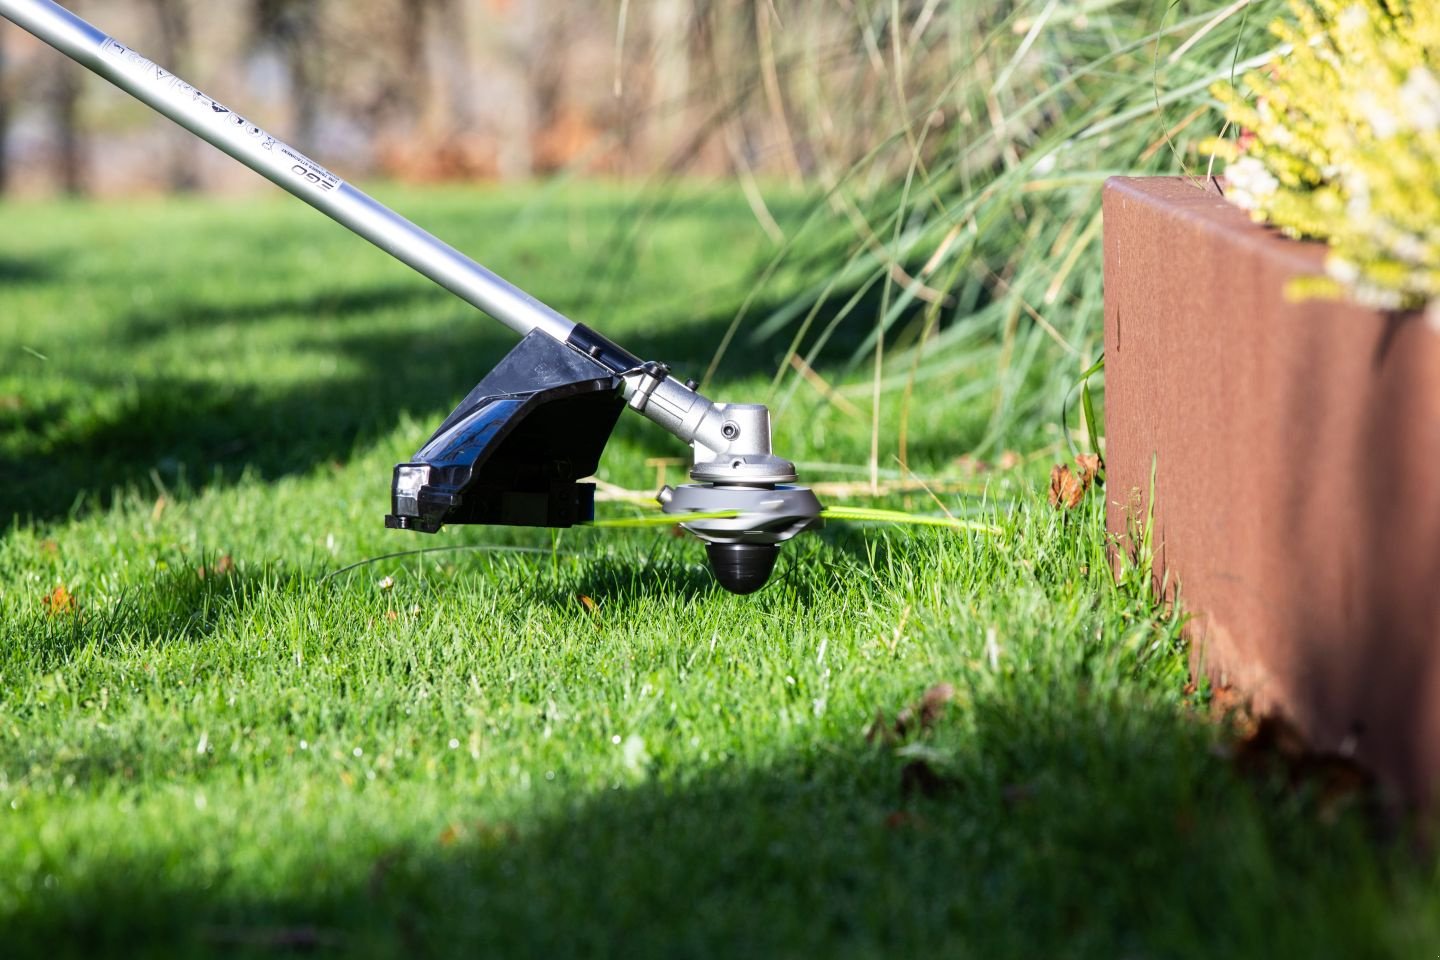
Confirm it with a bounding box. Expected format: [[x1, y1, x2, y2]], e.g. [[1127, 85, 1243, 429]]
[[1, 183, 1436, 958]]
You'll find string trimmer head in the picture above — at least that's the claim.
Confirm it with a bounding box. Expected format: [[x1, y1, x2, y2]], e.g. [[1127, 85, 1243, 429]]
[[382, 323, 823, 594]]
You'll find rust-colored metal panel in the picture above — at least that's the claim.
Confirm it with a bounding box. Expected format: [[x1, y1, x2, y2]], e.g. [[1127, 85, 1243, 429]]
[[1103, 176, 1440, 807]]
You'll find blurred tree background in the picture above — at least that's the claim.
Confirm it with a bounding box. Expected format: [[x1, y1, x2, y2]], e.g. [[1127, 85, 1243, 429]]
[[0, 0, 828, 194], [0, 0, 1265, 196]]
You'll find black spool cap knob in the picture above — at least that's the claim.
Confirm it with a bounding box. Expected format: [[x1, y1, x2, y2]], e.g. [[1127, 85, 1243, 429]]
[[705, 542, 779, 595]]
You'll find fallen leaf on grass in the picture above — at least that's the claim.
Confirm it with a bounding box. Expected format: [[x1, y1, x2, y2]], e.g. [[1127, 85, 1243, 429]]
[[1048, 464, 1087, 509], [384, 610, 398, 622], [894, 682, 956, 738], [1075, 453, 1102, 485], [1207, 683, 1257, 738], [869, 682, 957, 744], [1228, 713, 1381, 826], [900, 759, 951, 799], [864, 708, 895, 745], [578, 594, 598, 614], [1230, 714, 1306, 779], [198, 555, 235, 580], [1048, 454, 1105, 509], [41, 584, 76, 616]]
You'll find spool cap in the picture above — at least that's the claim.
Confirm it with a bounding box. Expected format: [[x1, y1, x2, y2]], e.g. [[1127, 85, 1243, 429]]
[[705, 542, 779, 595]]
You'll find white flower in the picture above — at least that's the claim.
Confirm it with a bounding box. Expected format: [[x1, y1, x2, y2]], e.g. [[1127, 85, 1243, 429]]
[[1337, 4, 1368, 33], [1353, 90, 1399, 139], [1352, 282, 1404, 311], [1389, 232, 1427, 265], [1257, 101, 1294, 147], [1399, 67, 1440, 133], [1344, 168, 1372, 221], [1327, 256, 1360, 285], [1225, 157, 1279, 211]]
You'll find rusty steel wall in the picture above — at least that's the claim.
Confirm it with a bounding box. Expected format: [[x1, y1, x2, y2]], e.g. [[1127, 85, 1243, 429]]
[[1103, 176, 1440, 807]]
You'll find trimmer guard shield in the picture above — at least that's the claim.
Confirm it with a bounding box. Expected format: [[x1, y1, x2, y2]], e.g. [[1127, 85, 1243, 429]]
[[385, 330, 625, 532]]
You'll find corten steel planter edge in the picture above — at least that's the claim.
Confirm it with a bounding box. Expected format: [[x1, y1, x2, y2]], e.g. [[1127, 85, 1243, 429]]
[[1103, 176, 1439, 808]]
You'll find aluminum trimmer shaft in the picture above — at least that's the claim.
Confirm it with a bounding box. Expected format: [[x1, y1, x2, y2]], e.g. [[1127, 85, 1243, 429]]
[[1, 0, 823, 594]]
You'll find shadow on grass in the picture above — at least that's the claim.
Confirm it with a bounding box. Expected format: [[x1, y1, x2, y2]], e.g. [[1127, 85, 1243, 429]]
[[0, 253, 60, 285], [1, 260, 935, 528], [4, 692, 1421, 959], [7, 562, 277, 670]]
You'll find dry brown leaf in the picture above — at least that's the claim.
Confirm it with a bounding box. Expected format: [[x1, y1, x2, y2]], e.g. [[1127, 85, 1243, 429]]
[[864, 708, 896, 745], [918, 682, 956, 729], [1048, 464, 1088, 509], [1209, 683, 1256, 738], [1302, 754, 1376, 825], [900, 759, 949, 799], [1229, 712, 1379, 824], [578, 595, 597, 614], [42, 584, 76, 616], [892, 682, 958, 739], [384, 610, 399, 622], [1075, 453, 1102, 484], [199, 555, 235, 580]]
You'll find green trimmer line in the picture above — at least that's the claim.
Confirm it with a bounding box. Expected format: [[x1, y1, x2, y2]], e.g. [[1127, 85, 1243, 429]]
[[0, 0, 825, 593]]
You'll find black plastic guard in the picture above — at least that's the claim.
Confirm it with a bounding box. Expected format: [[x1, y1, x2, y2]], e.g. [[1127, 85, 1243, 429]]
[[385, 330, 625, 533]]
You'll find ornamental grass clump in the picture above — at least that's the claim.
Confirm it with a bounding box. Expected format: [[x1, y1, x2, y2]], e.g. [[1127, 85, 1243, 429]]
[[1208, 0, 1439, 312]]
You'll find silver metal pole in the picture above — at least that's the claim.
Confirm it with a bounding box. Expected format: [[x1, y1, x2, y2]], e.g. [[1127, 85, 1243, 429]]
[[0, 0, 575, 342]]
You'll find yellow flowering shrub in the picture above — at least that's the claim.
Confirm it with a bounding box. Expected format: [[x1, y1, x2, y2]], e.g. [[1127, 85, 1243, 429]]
[[1207, 0, 1438, 311]]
